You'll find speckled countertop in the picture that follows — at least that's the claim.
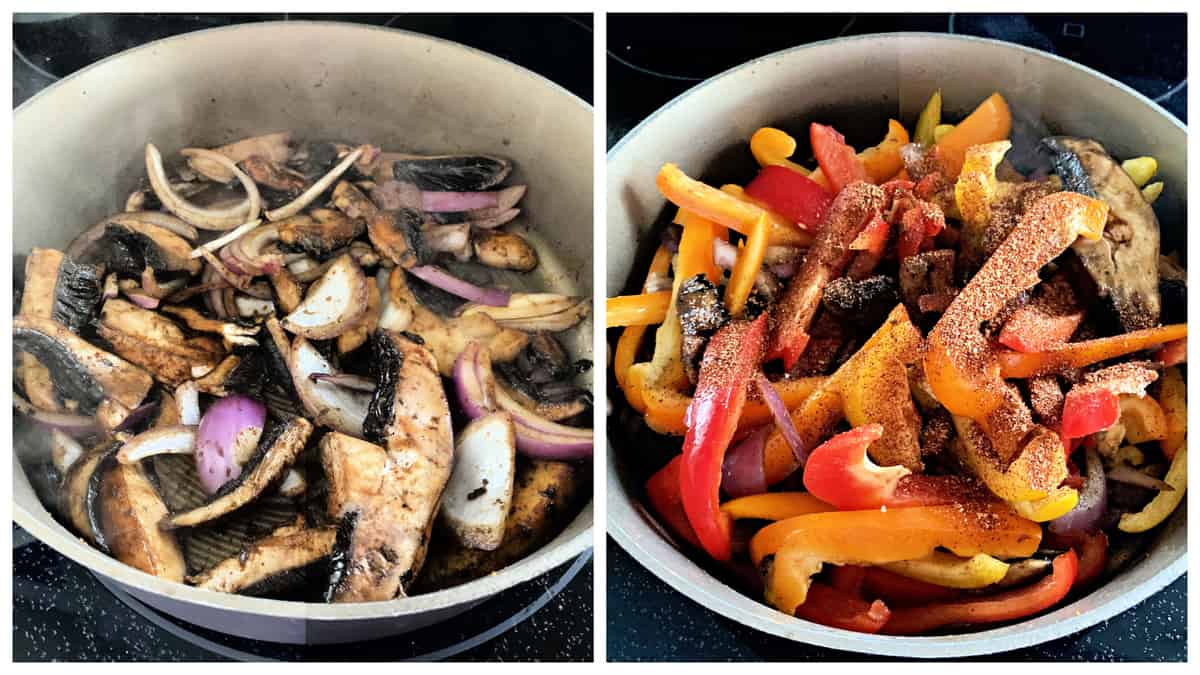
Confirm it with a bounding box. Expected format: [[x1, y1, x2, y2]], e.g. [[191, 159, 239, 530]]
[[606, 13, 1187, 662]]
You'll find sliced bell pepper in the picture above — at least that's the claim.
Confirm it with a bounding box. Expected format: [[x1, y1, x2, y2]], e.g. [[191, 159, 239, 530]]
[[998, 279, 1085, 353], [802, 424, 912, 510], [896, 200, 946, 263], [749, 127, 812, 176], [924, 192, 1108, 462], [614, 244, 674, 392], [1074, 531, 1108, 589], [755, 504, 1042, 611], [658, 163, 780, 239], [767, 182, 886, 369], [1061, 363, 1159, 439], [861, 567, 963, 606], [955, 140, 1012, 236], [914, 89, 942, 146], [724, 213, 769, 318], [810, 123, 869, 194], [935, 92, 1013, 178], [998, 323, 1187, 378], [745, 165, 832, 228], [881, 550, 1077, 635], [644, 456, 702, 550], [1011, 485, 1080, 522], [1119, 395, 1168, 444], [842, 342, 923, 470], [1157, 366, 1186, 461], [1118, 447, 1187, 533], [951, 415, 1069, 504], [721, 491, 833, 521], [846, 213, 891, 280], [672, 209, 725, 284], [1153, 338, 1186, 366], [680, 314, 768, 561], [606, 291, 672, 328], [827, 564, 867, 596], [879, 551, 1010, 590], [858, 119, 911, 184], [641, 376, 826, 437], [719, 185, 815, 246], [792, 581, 891, 634]]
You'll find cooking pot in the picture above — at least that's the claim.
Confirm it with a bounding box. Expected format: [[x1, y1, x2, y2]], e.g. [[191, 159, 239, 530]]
[[13, 21, 593, 645], [606, 33, 1185, 658]]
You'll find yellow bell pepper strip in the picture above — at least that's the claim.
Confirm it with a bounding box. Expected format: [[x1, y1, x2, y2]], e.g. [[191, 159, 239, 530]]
[[955, 140, 1012, 245], [1121, 156, 1158, 188], [881, 550, 1077, 635], [719, 185, 816, 245], [802, 424, 912, 510], [657, 163, 774, 237], [614, 244, 674, 392], [935, 92, 1013, 178], [721, 492, 832, 521], [858, 119, 911, 184], [754, 504, 1043, 612], [998, 323, 1189, 378], [680, 314, 768, 561], [1118, 447, 1187, 533], [1119, 395, 1168, 444], [749, 127, 812, 176], [1157, 366, 1186, 460], [1011, 486, 1080, 522], [914, 89, 942, 146], [842, 326, 923, 470], [951, 415, 1069, 504], [880, 551, 1010, 590], [1142, 181, 1164, 203], [724, 213, 769, 318], [933, 124, 956, 143], [641, 376, 826, 437], [924, 192, 1108, 462], [606, 291, 671, 328], [767, 182, 887, 369], [763, 304, 922, 485]]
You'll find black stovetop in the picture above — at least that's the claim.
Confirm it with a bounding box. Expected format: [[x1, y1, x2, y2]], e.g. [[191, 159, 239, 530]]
[[12, 13, 593, 662], [607, 13, 1186, 662]]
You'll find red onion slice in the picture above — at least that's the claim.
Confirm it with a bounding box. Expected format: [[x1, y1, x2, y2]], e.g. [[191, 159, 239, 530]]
[[14, 395, 99, 438], [409, 265, 511, 307], [722, 425, 770, 498], [1107, 463, 1175, 492], [754, 372, 808, 466], [116, 425, 197, 464], [453, 342, 498, 418], [1049, 448, 1107, 536], [194, 395, 266, 494]]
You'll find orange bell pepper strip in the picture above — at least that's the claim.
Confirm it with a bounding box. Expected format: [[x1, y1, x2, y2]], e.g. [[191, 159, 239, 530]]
[[802, 424, 912, 510], [606, 291, 672, 328], [721, 492, 832, 521], [998, 323, 1189, 378], [791, 582, 892, 634], [644, 456, 702, 550], [614, 244, 673, 392], [724, 213, 769, 318], [763, 304, 922, 485], [719, 185, 815, 245], [935, 92, 1013, 178], [672, 209, 725, 284], [924, 192, 1108, 462], [641, 376, 826, 436], [881, 550, 1077, 635], [755, 504, 1042, 612], [749, 127, 812, 176], [858, 119, 911, 183], [657, 164, 775, 237], [1157, 366, 1186, 461]]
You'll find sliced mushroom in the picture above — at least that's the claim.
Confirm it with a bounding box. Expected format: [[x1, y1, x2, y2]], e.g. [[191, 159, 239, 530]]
[[367, 208, 429, 268], [164, 417, 312, 529], [187, 132, 293, 183], [440, 412, 516, 551], [331, 180, 380, 221], [90, 220, 201, 276], [67, 211, 198, 261], [97, 299, 225, 387], [58, 442, 118, 546], [160, 305, 259, 347], [288, 337, 371, 437], [473, 230, 539, 272], [187, 524, 336, 594], [268, 269, 305, 314], [1042, 137, 1161, 330], [14, 316, 153, 429], [459, 293, 590, 333], [276, 209, 365, 258], [380, 153, 513, 191], [97, 459, 186, 581], [280, 254, 369, 339], [192, 353, 266, 399], [380, 266, 528, 375], [239, 155, 308, 193]]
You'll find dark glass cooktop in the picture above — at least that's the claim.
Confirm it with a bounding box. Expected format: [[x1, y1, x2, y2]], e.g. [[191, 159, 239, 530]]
[[12, 12, 593, 662]]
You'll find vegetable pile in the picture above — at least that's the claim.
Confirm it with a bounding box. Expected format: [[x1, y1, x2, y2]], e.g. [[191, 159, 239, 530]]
[[15, 132, 592, 602], [608, 90, 1186, 635]]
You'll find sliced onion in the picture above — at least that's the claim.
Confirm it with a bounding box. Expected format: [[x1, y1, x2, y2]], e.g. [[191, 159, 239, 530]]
[[713, 238, 739, 270], [722, 425, 770, 498], [123, 291, 159, 309], [201, 266, 229, 318], [223, 223, 282, 275], [421, 185, 525, 212], [466, 208, 520, 229], [1049, 448, 1107, 536], [1107, 463, 1175, 492], [176, 382, 201, 426], [66, 211, 198, 259], [189, 219, 263, 258], [200, 248, 253, 290], [116, 425, 197, 464], [14, 394, 99, 437], [308, 373, 377, 392], [409, 265, 511, 307], [266, 145, 364, 221], [289, 337, 370, 437], [50, 430, 85, 474], [453, 342, 498, 418], [195, 395, 266, 494], [754, 373, 808, 466], [147, 144, 259, 230]]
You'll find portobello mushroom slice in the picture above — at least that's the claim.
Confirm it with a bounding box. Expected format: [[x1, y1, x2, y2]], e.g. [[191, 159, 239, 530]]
[[188, 131, 293, 183], [324, 332, 454, 602], [192, 352, 266, 398], [366, 208, 430, 268], [91, 221, 201, 276], [238, 155, 308, 193], [331, 180, 380, 221], [280, 254, 369, 339], [13, 316, 153, 430], [459, 292, 590, 333], [275, 208, 366, 258], [382, 153, 513, 191], [380, 266, 528, 376], [164, 417, 312, 529], [1042, 137, 1161, 330], [336, 279, 382, 355], [288, 337, 371, 437], [187, 523, 337, 595], [58, 441, 119, 547], [97, 459, 186, 582], [473, 230, 539, 272], [97, 299, 225, 386]]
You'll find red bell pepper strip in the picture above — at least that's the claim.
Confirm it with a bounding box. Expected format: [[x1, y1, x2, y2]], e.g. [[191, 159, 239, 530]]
[[811, 123, 869, 194], [767, 182, 886, 369], [881, 550, 1078, 635], [644, 456, 701, 550], [794, 582, 892, 634], [1060, 363, 1159, 439], [745, 165, 833, 228], [998, 277, 1084, 353], [802, 424, 912, 510], [896, 200, 945, 261], [861, 567, 963, 606], [680, 314, 768, 561], [1154, 338, 1187, 366], [846, 213, 890, 280], [1074, 531, 1108, 589]]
